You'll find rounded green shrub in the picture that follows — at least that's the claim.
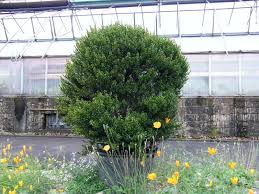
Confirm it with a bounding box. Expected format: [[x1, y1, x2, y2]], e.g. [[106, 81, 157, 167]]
[[58, 24, 189, 149]]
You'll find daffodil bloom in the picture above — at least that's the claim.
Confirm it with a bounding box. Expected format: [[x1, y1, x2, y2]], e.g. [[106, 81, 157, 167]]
[[29, 185, 33, 191], [0, 158, 8, 164], [175, 160, 180, 167], [184, 162, 190, 169], [18, 181, 23, 187], [102, 145, 110, 152], [167, 176, 178, 185], [147, 172, 157, 181], [165, 117, 171, 124], [13, 156, 21, 164], [248, 189, 254, 194], [153, 121, 161, 129], [208, 147, 217, 156], [2, 187, 6, 194], [29, 146, 32, 152], [228, 162, 236, 170], [231, 177, 238, 185], [7, 144, 11, 150], [249, 169, 255, 175], [156, 150, 161, 157]]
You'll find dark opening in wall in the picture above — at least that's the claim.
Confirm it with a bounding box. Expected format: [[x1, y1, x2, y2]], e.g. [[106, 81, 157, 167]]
[[44, 113, 68, 130]]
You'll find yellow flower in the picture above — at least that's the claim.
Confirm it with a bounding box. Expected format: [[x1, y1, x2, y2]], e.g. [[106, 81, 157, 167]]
[[208, 180, 213, 187], [56, 188, 64, 193], [29, 185, 33, 191], [18, 165, 24, 171], [19, 151, 24, 157], [0, 158, 8, 164], [147, 172, 157, 181], [7, 144, 11, 150], [165, 117, 171, 124], [8, 175, 12, 180], [249, 169, 255, 175], [29, 146, 32, 152], [140, 160, 145, 167], [2, 148, 7, 156], [13, 156, 21, 164], [2, 187, 6, 194], [228, 162, 236, 170], [25, 162, 28, 168], [102, 145, 110, 152], [174, 171, 179, 179], [175, 160, 180, 167], [153, 121, 161, 129], [156, 150, 161, 157], [248, 189, 254, 194], [184, 162, 190, 169], [231, 177, 238, 185], [18, 180, 23, 187], [22, 145, 26, 153], [8, 190, 16, 194], [208, 147, 217, 156], [167, 176, 178, 185]]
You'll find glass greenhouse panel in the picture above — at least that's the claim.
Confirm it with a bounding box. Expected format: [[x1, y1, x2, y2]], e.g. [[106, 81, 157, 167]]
[[182, 76, 209, 96], [211, 76, 239, 96], [0, 60, 21, 95], [180, 10, 213, 35], [211, 55, 239, 72], [241, 54, 259, 73], [32, 17, 53, 40], [23, 58, 46, 95], [47, 79, 61, 96], [186, 55, 209, 72], [242, 76, 259, 95], [157, 12, 178, 36]]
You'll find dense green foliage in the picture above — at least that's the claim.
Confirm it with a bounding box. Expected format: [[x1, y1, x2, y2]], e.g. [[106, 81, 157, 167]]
[[58, 24, 189, 149]]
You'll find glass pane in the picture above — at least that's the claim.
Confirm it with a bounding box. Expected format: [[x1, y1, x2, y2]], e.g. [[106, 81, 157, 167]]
[[211, 76, 238, 96], [186, 55, 209, 72], [211, 55, 238, 72], [0, 59, 21, 94], [241, 54, 259, 73], [157, 12, 178, 36], [47, 58, 67, 74], [182, 76, 209, 96], [47, 79, 61, 96], [242, 76, 259, 95], [23, 59, 46, 95]]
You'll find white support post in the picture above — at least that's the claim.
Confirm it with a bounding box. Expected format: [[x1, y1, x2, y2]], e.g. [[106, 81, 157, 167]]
[[20, 59, 24, 94], [45, 58, 48, 95], [209, 54, 212, 96], [238, 54, 242, 95]]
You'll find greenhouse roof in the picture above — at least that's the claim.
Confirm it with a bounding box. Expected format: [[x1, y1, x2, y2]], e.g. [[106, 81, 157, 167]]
[[0, 0, 258, 57]]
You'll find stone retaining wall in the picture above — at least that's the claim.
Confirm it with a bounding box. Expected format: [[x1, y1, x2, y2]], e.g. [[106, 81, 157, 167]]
[[0, 96, 258, 137]]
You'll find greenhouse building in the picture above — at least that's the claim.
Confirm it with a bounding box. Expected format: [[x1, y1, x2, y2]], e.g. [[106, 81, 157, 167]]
[[0, 0, 259, 136]]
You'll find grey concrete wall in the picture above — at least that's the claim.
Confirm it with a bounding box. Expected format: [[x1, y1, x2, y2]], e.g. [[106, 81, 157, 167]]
[[0, 96, 69, 133], [0, 96, 258, 137], [178, 97, 259, 137]]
